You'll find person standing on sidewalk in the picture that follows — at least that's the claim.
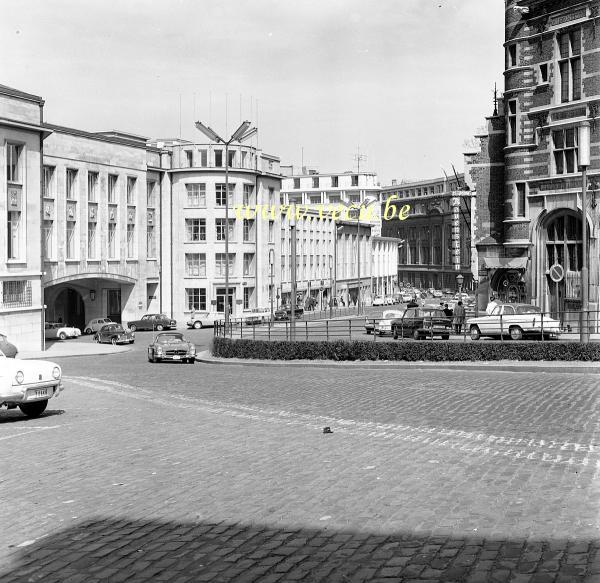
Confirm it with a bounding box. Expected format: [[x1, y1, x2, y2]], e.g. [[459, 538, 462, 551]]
[[453, 301, 466, 334]]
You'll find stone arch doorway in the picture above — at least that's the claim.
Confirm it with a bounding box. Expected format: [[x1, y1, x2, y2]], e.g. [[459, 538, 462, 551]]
[[54, 288, 85, 330], [540, 210, 583, 326]]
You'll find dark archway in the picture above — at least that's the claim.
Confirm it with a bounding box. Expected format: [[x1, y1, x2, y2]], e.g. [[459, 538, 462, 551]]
[[54, 288, 85, 330]]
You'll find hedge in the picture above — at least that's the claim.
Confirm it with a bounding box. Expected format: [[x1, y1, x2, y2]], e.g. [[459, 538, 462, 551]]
[[212, 337, 600, 362]]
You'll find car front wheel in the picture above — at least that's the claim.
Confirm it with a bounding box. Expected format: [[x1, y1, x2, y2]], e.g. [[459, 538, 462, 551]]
[[470, 325, 481, 341], [193, 321, 202, 329], [84, 328, 92, 335], [59, 332, 67, 340], [510, 326, 524, 341], [156, 325, 164, 331], [19, 399, 48, 418], [129, 325, 137, 332]]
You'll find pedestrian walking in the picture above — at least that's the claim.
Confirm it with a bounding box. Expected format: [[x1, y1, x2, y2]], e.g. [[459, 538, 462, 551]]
[[443, 303, 453, 318], [453, 301, 465, 334]]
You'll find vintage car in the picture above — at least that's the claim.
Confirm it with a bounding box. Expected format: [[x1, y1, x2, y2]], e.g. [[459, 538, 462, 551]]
[[372, 296, 386, 307], [128, 314, 176, 332], [467, 303, 562, 341], [243, 307, 272, 325], [391, 307, 452, 340], [186, 311, 217, 329], [0, 347, 63, 417], [274, 305, 304, 321], [84, 318, 115, 335], [45, 322, 81, 341], [94, 323, 135, 345], [147, 332, 196, 363], [0, 331, 18, 358], [374, 309, 405, 336]]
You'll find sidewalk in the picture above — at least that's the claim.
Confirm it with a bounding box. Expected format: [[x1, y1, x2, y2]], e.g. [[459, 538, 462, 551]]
[[16, 341, 132, 360], [197, 350, 600, 374]]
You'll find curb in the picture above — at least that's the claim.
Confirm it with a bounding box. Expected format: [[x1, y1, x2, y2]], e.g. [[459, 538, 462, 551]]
[[18, 346, 133, 360], [196, 351, 600, 374]]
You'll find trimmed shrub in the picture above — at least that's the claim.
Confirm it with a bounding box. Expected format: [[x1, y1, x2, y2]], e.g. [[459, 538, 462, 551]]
[[212, 337, 600, 362]]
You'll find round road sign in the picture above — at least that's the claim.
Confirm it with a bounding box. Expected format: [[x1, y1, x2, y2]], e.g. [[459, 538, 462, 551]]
[[549, 263, 564, 283]]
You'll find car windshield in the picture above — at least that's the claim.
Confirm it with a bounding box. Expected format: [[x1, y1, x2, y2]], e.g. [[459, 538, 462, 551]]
[[156, 334, 183, 343], [516, 305, 541, 315]]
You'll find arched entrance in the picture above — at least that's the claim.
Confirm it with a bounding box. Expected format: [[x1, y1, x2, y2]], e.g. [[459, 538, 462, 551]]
[[54, 288, 85, 330], [541, 210, 583, 327]]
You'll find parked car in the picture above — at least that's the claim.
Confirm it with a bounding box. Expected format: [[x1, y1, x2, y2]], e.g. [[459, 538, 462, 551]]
[[128, 314, 176, 332], [45, 322, 81, 341], [147, 332, 196, 363], [0, 347, 63, 417], [432, 290, 443, 298], [373, 296, 386, 306], [391, 307, 452, 340], [244, 307, 272, 325], [0, 331, 17, 358], [384, 296, 395, 305], [467, 303, 562, 341], [94, 323, 135, 345], [187, 312, 217, 329], [374, 310, 405, 336], [84, 318, 115, 335], [401, 293, 413, 303], [274, 305, 304, 321]]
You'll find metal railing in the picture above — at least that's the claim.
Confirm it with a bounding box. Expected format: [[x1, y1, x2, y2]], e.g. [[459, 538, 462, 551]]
[[214, 309, 600, 343]]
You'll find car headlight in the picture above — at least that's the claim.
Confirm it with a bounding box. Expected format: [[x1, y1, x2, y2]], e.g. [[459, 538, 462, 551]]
[[15, 370, 24, 384], [52, 366, 61, 380], [156, 347, 163, 354], [189, 345, 196, 354]]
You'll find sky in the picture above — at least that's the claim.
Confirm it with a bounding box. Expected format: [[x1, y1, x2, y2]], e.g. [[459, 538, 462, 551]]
[[1, 0, 505, 185]]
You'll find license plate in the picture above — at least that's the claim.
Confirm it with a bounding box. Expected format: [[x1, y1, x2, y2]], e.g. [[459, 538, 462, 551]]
[[172, 355, 180, 360], [30, 388, 48, 399]]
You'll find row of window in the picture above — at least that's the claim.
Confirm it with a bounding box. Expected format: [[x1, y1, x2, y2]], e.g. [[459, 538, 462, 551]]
[[185, 286, 254, 311], [183, 183, 275, 208], [184, 252, 258, 277], [184, 218, 275, 243], [179, 147, 258, 171], [291, 175, 359, 189], [381, 182, 461, 200]]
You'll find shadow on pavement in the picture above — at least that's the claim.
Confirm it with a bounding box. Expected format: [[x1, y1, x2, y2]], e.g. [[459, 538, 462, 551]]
[[2, 517, 599, 582], [0, 408, 65, 424]]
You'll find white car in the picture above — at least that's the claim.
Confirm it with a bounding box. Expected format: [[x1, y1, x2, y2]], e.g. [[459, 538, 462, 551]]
[[0, 348, 64, 417], [401, 293, 413, 303], [372, 296, 386, 306], [374, 310, 405, 336], [84, 318, 115, 335], [243, 307, 272, 325], [384, 296, 395, 305], [186, 312, 217, 329], [466, 303, 562, 341], [432, 290, 443, 298], [45, 322, 81, 340]]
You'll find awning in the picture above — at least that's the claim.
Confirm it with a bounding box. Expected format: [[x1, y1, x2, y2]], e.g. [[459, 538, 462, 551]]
[[481, 257, 528, 270]]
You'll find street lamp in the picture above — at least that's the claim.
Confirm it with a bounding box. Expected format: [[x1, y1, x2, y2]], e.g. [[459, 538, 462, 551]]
[[289, 205, 298, 340], [329, 255, 333, 319], [269, 248, 275, 324], [356, 195, 378, 315], [456, 273, 464, 295], [195, 119, 256, 328], [580, 121, 591, 343]]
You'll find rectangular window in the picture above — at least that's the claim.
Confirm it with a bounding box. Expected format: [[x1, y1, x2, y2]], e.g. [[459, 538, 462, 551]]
[[88, 222, 97, 258], [185, 253, 206, 277], [553, 128, 578, 174], [185, 218, 206, 242], [508, 99, 518, 145], [243, 253, 254, 276], [87, 172, 98, 202], [312, 176, 319, 188], [228, 150, 236, 167], [215, 219, 235, 241], [199, 149, 208, 167], [108, 223, 117, 258], [185, 150, 193, 167], [186, 183, 206, 207], [214, 150, 223, 167], [43, 220, 53, 259], [127, 224, 135, 258], [268, 187, 275, 206], [243, 219, 255, 242], [243, 287, 252, 309], [351, 175, 359, 186], [127, 177, 136, 205], [215, 253, 234, 277], [558, 29, 582, 103], [146, 181, 156, 207], [186, 288, 207, 311], [293, 177, 300, 189], [43, 166, 55, 197], [268, 220, 274, 243], [331, 176, 338, 187], [7, 211, 20, 259], [108, 174, 117, 203], [508, 44, 517, 67], [515, 183, 526, 217], [66, 169, 78, 199], [6, 144, 21, 182], [539, 63, 549, 83], [243, 184, 254, 206], [66, 221, 76, 259], [147, 224, 156, 258], [1, 280, 31, 308], [216, 183, 234, 206]]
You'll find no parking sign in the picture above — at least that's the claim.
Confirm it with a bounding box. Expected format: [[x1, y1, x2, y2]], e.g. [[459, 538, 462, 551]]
[[549, 263, 564, 283]]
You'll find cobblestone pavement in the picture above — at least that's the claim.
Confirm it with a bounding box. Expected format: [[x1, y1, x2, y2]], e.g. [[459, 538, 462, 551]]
[[2, 339, 600, 582]]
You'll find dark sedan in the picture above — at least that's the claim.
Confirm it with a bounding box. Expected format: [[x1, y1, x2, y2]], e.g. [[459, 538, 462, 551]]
[[128, 314, 176, 332], [274, 305, 304, 321], [94, 323, 135, 345], [147, 332, 196, 364], [392, 307, 452, 340]]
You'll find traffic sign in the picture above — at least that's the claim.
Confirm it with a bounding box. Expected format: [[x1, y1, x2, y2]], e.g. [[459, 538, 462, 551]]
[[549, 263, 564, 283]]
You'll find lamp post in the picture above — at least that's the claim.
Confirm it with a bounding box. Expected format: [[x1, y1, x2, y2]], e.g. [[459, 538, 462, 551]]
[[195, 119, 256, 329], [580, 121, 591, 344], [456, 273, 464, 295], [356, 195, 378, 315], [290, 205, 297, 340], [269, 248, 275, 324], [329, 255, 333, 320]]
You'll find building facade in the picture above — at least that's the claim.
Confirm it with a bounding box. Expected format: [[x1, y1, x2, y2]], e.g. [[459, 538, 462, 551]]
[[380, 175, 475, 291], [467, 0, 600, 328]]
